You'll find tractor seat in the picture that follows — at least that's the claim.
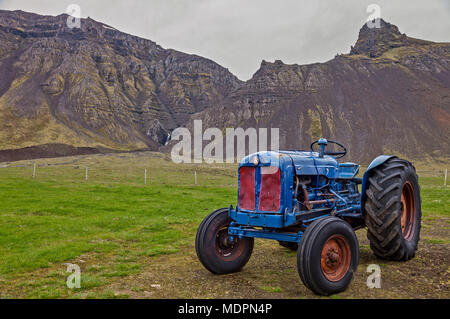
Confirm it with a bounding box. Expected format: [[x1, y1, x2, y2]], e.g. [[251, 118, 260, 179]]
[[338, 162, 360, 178]]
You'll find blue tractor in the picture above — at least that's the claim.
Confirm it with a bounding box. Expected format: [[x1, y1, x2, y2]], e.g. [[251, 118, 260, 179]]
[[195, 138, 421, 295]]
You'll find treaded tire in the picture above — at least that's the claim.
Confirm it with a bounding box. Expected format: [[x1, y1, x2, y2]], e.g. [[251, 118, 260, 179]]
[[297, 217, 359, 296], [364, 158, 421, 261], [278, 241, 298, 251], [195, 208, 254, 274]]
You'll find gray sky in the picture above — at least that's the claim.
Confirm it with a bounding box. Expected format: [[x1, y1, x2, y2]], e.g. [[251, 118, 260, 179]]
[[0, 0, 449, 80]]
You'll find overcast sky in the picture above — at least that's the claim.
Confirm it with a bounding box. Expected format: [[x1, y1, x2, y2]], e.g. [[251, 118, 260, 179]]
[[0, 0, 449, 80]]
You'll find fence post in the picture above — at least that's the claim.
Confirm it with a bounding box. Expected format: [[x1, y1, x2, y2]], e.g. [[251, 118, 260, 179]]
[[85, 166, 88, 181], [145, 169, 147, 185], [195, 171, 197, 185], [445, 169, 448, 187], [33, 163, 36, 179]]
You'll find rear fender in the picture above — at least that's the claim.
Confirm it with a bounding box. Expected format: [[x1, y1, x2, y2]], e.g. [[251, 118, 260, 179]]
[[361, 155, 397, 214]]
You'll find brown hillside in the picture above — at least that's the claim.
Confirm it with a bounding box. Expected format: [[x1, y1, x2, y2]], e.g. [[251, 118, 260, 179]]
[[0, 10, 241, 156], [189, 19, 450, 163]]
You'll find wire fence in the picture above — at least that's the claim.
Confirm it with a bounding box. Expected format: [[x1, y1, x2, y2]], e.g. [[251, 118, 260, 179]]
[[0, 152, 447, 188], [0, 154, 240, 188]]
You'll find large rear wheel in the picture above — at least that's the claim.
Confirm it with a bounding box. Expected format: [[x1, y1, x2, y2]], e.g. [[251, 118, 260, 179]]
[[195, 208, 254, 274], [364, 158, 421, 261]]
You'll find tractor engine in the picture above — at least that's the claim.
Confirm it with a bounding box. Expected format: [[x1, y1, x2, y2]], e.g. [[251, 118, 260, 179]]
[[231, 148, 363, 229], [294, 173, 362, 228]]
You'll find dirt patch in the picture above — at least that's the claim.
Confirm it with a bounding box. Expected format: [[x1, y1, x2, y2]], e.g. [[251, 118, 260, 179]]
[[0, 143, 110, 162]]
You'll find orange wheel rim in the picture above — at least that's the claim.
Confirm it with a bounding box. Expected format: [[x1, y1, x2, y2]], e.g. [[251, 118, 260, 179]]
[[321, 235, 351, 282], [214, 226, 245, 261], [401, 181, 415, 240]]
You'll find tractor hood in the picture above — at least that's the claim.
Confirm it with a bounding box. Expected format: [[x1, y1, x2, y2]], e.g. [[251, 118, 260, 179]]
[[239, 151, 339, 178]]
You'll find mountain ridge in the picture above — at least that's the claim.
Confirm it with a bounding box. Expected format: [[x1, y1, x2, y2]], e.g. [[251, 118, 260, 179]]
[[0, 10, 449, 163], [0, 9, 241, 155], [179, 19, 449, 163]]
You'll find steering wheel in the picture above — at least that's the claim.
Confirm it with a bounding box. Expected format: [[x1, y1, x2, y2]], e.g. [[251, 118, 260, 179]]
[[310, 139, 347, 159]]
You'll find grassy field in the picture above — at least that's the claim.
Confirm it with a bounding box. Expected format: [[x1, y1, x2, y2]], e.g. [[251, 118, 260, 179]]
[[0, 151, 448, 298]]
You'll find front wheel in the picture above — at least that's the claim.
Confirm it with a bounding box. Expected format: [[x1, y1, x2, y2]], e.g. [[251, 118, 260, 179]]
[[297, 217, 359, 296], [195, 208, 254, 274]]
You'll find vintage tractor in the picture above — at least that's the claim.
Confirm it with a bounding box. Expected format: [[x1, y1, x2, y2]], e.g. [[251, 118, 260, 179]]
[[195, 138, 421, 295]]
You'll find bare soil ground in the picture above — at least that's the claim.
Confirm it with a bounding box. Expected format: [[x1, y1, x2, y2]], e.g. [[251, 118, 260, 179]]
[[0, 143, 102, 162]]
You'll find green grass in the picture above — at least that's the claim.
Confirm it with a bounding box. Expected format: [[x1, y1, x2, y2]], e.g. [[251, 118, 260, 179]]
[[0, 152, 237, 298], [259, 286, 283, 293], [0, 152, 448, 298], [419, 177, 450, 217], [0, 179, 234, 275], [424, 238, 450, 244]]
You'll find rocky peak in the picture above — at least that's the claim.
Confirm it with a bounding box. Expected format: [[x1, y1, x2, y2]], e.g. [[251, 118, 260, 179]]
[[350, 18, 432, 57], [0, 9, 163, 54], [256, 59, 287, 75]]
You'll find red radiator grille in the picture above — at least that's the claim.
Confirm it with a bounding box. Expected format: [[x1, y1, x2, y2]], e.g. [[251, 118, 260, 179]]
[[238, 166, 255, 210], [258, 166, 281, 212]]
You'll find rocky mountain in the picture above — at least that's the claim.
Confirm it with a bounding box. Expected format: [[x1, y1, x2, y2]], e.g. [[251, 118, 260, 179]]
[[0, 9, 241, 159], [187, 19, 450, 163], [0, 10, 449, 163]]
